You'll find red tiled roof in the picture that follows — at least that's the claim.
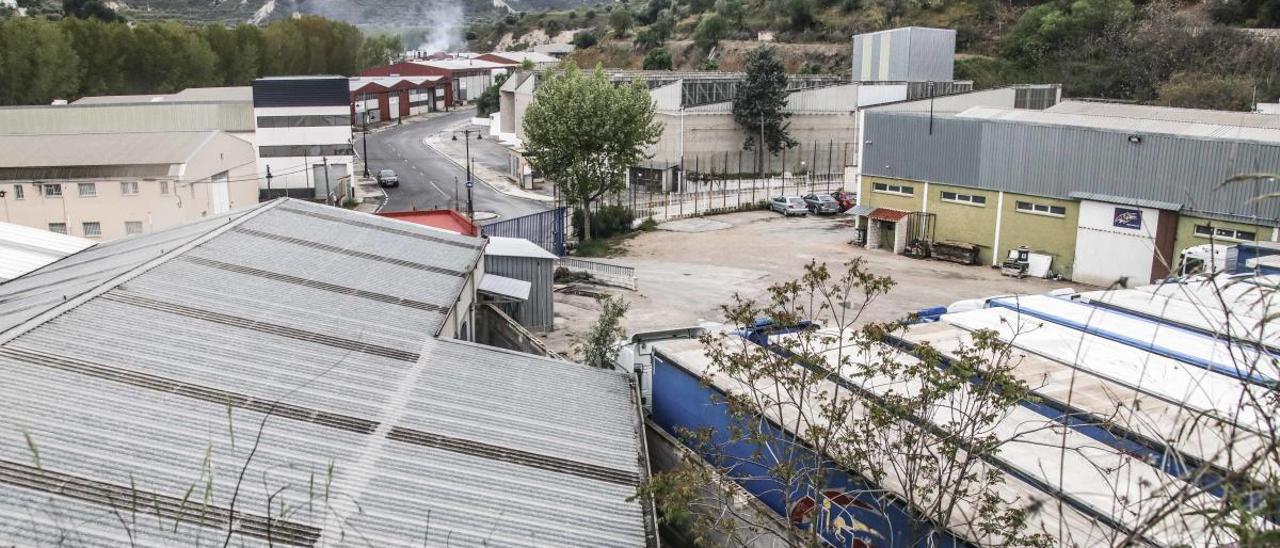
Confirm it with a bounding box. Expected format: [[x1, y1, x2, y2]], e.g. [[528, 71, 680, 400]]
[[868, 208, 910, 222]]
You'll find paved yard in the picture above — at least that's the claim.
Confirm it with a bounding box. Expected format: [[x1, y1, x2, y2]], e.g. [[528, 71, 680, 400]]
[[544, 210, 1083, 356]]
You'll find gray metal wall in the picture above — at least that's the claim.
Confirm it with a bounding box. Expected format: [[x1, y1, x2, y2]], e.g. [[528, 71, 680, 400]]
[[862, 111, 1280, 222], [0, 103, 254, 134], [485, 255, 555, 331], [852, 28, 955, 82]]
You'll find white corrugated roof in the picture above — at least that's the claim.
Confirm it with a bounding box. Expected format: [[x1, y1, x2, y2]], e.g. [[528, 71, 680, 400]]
[[485, 51, 559, 64], [0, 130, 220, 167], [0, 221, 94, 282], [0, 199, 650, 547], [956, 106, 1280, 145], [485, 236, 558, 259], [479, 272, 532, 300], [73, 86, 251, 105], [1048, 100, 1280, 130], [413, 58, 513, 71]]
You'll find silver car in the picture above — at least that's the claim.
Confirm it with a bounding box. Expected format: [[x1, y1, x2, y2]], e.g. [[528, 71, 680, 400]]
[[803, 193, 840, 215], [769, 196, 808, 216]]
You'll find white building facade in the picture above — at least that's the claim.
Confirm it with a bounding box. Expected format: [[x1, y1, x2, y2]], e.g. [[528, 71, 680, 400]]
[[252, 77, 355, 202]]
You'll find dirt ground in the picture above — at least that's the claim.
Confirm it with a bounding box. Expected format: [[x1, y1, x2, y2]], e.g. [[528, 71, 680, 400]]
[[542, 211, 1083, 357]]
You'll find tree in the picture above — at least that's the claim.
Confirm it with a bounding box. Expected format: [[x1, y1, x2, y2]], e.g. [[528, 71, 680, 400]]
[[634, 27, 661, 50], [0, 17, 80, 105], [785, 0, 815, 30], [475, 72, 508, 117], [715, 0, 744, 26], [60, 17, 129, 97], [572, 30, 598, 48], [358, 33, 403, 71], [691, 13, 726, 50], [522, 64, 662, 242], [610, 8, 634, 37], [573, 296, 629, 368], [643, 47, 673, 70], [636, 260, 1054, 546], [732, 45, 795, 175]]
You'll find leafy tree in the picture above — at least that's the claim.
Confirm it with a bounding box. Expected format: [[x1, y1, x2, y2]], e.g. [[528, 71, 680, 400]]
[[124, 22, 217, 94], [475, 72, 508, 117], [651, 11, 675, 41], [573, 296, 628, 368], [1157, 71, 1255, 111], [358, 33, 403, 71], [62, 0, 123, 22], [732, 45, 795, 175], [691, 13, 726, 50], [634, 27, 661, 50], [785, 0, 815, 30], [60, 17, 128, 96], [715, 0, 744, 26], [572, 30, 598, 48], [544, 18, 563, 36], [1001, 0, 1136, 65], [643, 47, 673, 70], [0, 16, 79, 105], [610, 8, 633, 37], [522, 64, 661, 241]]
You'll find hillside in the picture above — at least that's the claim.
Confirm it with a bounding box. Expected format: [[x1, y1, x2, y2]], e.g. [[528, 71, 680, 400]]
[[471, 0, 1280, 110]]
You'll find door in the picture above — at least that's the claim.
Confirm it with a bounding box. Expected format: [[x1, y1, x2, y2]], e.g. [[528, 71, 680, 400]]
[[879, 220, 895, 251], [388, 94, 401, 120], [210, 171, 230, 213]]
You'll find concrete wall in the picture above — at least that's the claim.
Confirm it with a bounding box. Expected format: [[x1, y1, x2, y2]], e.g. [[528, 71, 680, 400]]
[[650, 111, 857, 173], [996, 193, 1080, 278], [0, 133, 256, 241]]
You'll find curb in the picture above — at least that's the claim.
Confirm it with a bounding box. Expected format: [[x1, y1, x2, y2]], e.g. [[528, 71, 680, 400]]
[[422, 136, 557, 203]]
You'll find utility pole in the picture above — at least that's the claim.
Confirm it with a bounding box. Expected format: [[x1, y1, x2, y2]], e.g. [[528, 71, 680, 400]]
[[322, 157, 332, 206], [452, 129, 482, 221], [453, 176, 459, 211], [265, 165, 273, 201], [362, 117, 370, 178]]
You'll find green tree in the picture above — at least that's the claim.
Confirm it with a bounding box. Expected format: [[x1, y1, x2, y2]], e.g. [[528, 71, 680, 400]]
[[732, 45, 794, 175], [0, 17, 80, 105], [573, 296, 628, 368], [124, 22, 217, 94], [1001, 0, 1136, 65], [475, 72, 508, 117], [60, 17, 128, 97], [1157, 71, 1255, 111], [358, 33, 403, 71], [572, 30, 598, 48], [634, 27, 661, 50], [522, 64, 662, 241], [643, 47, 673, 69], [715, 0, 744, 26], [610, 8, 634, 37], [691, 13, 726, 50], [785, 0, 815, 30]]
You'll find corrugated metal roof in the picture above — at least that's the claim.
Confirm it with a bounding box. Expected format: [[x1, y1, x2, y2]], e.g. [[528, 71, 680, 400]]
[[479, 273, 532, 301], [957, 106, 1280, 145], [0, 198, 650, 547], [0, 102, 255, 135], [0, 131, 218, 167], [0, 222, 95, 282], [414, 59, 512, 71], [486, 236, 558, 259], [73, 86, 252, 105], [1048, 100, 1280, 130], [484, 51, 559, 64], [1068, 191, 1182, 211]]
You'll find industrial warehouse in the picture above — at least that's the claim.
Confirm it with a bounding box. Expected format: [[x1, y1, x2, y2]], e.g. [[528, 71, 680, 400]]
[[854, 99, 1280, 286]]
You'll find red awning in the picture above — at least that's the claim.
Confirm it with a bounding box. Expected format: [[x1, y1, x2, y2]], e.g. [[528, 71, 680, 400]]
[[868, 208, 910, 222]]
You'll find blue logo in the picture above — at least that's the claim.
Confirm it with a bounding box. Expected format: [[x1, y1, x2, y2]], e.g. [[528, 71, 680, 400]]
[[1113, 208, 1142, 229], [465, 179, 474, 188]]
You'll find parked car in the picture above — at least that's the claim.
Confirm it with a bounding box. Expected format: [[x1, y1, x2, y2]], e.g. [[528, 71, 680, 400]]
[[770, 196, 809, 216], [831, 190, 855, 212], [803, 193, 841, 215], [377, 169, 399, 188]]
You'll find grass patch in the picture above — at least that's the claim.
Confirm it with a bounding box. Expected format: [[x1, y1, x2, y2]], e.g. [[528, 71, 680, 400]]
[[574, 232, 640, 258]]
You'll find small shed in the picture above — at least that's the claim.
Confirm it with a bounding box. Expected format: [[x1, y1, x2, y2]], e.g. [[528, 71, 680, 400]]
[[483, 236, 557, 331]]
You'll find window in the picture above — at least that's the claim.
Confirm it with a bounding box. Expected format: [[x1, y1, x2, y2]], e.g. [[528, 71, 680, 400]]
[[255, 115, 350, 128], [43, 183, 62, 197], [159, 180, 169, 194], [120, 181, 139, 195], [82, 222, 102, 237], [872, 182, 914, 196], [125, 221, 144, 235], [48, 223, 67, 234], [940, 191, 987, 206], [77, 182, 97, 197], [1015, 201, 1067, 217], [258, 144, 355, 158], [1194, 224, 1256, 242], [12, 184, 23, 200]]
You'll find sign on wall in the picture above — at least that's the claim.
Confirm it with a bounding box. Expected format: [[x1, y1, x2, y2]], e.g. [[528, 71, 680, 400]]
[[1113, 208, 1142, 230]]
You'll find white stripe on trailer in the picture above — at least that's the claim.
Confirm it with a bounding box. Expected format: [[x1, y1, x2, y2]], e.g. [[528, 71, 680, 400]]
[[903, 321, 1277, 485], [1079, 288, 1280, 350], [989, 294, 1276, 383], [1135, 275, 1280, 322], [941, 307, 1272, 434]]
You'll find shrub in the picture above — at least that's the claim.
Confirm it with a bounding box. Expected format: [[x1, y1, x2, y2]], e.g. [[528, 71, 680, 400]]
[[573, 204, 636, 240], [572, 30, 598, 48], [643, 47, 673, 69]]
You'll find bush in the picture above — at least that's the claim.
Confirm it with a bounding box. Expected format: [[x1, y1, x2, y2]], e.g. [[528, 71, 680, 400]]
[[573, 204, 636, 240], [573, 30, 598, 48], [643, 47, 673, 69]]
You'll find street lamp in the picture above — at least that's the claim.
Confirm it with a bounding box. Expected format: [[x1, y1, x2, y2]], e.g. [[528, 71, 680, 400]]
[[452, 129, 483, 222]]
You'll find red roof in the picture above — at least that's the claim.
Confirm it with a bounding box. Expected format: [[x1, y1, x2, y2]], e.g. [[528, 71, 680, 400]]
[[377, 209, 479, 237], [868, 208, 910, 222]]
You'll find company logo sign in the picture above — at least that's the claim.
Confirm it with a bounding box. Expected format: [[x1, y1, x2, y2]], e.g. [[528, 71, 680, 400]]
[[1113, 208, 1142, 230]]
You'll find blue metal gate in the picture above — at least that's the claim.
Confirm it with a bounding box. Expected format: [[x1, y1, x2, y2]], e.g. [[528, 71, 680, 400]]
[[482, 207, 567, 257]]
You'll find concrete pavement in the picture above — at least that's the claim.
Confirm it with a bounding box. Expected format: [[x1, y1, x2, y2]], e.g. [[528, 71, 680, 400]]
[[361, 109, 550, 223]]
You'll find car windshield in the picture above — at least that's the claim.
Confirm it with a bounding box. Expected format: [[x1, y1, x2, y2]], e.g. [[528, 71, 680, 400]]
[[380, 170, 395, 176]]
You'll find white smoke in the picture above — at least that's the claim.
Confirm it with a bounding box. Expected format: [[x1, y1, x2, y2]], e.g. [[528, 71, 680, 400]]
[[416, 2, 464, 52], [289, 0, 466, 53]]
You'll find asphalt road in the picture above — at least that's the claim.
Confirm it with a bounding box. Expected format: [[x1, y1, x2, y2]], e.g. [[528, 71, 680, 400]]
[[361, 109, 549, 223]]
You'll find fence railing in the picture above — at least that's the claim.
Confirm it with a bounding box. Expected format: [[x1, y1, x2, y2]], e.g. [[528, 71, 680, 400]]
[[557, 257, 639, 290], [603, 174, 845, 223]]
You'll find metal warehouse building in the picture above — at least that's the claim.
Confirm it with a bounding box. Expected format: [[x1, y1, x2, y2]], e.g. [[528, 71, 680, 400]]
[[856, 100, 1280, 286]]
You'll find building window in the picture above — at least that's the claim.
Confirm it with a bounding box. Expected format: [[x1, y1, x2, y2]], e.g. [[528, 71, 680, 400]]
[[258, 144, 355, 158], [256, 115, 350, 128], [940, 191, 986, 206], [48, 223, 67, 234], [1194, 224, 1256, 242], [82, 222, 102, 237], [12, 184, 23, 200], [120, 181, 139, 195], [1015, 201, 1067, 217], [872, 182, 914, 196], [159, 180, 169, 194], [77, 182, 97, 197], [125, 221, 144, 235], [43, 183, 62, 197]]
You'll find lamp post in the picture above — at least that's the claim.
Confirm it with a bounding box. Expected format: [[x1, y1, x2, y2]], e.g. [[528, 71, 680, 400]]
[[452, 129, 483, 222]]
